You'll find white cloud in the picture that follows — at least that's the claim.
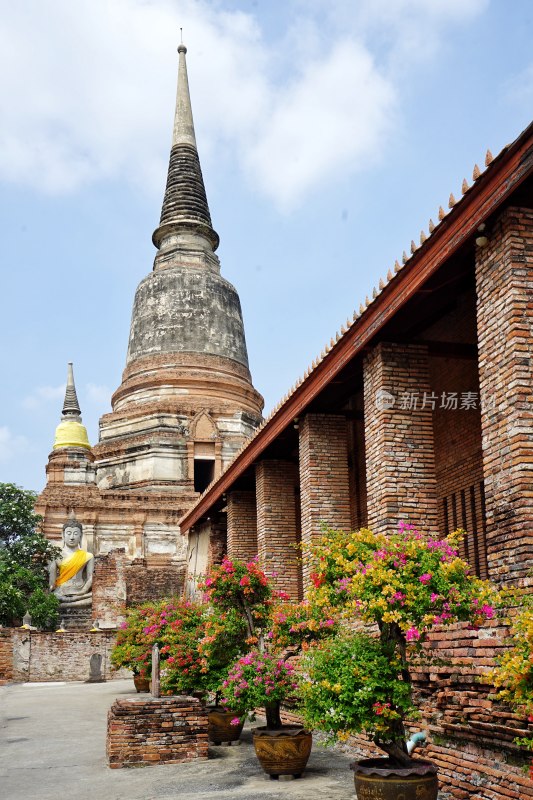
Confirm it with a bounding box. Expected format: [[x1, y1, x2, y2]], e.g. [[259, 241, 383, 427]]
[[0, 0, 489, 209], [242, 40, 396, 210], [23, 384, 65, 410], [0, 426, 30, 463]]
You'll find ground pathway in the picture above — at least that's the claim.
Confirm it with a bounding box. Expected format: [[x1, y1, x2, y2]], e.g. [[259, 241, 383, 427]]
[[0, 679, 356, 800]]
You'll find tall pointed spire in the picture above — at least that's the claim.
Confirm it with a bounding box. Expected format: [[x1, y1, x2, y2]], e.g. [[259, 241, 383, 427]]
[[152, 42, 219, 255], [62, 362, 81, 418], [53, 363, 91, 450]]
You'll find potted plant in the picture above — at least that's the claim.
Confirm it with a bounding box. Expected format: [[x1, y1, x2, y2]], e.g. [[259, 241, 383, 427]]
[[300, 523, 497, 799], [221, 649, 311, 777], [201, 556, 338, 776], [111, 603, 155, 691]]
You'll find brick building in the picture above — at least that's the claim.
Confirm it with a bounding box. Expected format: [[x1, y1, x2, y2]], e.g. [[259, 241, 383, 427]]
[[35, 44, 263, 622], [181, 124, 532, 595], [180, 125, 533, 800], [179, 123, 533, 797]]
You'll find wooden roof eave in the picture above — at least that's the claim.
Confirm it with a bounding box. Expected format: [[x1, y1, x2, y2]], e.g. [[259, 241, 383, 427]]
[[179, 122, 533, 535]]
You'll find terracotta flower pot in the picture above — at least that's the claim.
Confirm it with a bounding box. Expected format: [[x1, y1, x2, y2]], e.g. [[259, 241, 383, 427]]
[[252, 726, 312, 778], [207, 706, 244, 745], [133, 673, 150, 693], [351, 758, 438, 800]]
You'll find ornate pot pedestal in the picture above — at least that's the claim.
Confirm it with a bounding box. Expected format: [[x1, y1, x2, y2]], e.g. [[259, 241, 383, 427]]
[[207, 707, 244, 745], [133, 674, 150, 693], [351, 758, 438, 800], [252, 726, 312, 779]]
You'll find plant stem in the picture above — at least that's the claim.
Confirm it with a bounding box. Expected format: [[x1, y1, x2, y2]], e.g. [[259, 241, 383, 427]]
[[265, 701, 283, 730]]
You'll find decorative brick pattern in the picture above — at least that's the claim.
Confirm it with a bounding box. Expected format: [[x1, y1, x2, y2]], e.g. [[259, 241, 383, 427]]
[[256, 460, 301, 600], [476, 207, 533, 585], [227, 490, 258, 561], [299, 414, 352, 587], [363, 343, 439, 535], [107, 695, 208, 768]]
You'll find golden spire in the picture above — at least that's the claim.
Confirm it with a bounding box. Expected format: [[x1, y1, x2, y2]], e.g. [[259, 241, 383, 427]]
[[53, 363, 91, 450]]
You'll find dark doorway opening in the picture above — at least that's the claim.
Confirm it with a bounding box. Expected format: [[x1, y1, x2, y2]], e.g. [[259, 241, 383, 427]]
[[194, 459, 215, 493]]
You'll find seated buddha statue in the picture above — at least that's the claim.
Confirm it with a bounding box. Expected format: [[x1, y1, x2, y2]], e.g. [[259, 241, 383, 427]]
[[49, 516, 94, 608]]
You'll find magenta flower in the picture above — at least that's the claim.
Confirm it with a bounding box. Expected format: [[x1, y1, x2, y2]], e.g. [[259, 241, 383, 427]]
[[230, 717, 241, 726], [406, 627, 420, 641], [419, 573, 432, 584]]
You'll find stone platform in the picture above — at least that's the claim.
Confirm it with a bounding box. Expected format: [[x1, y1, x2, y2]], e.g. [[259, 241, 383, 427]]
[[107, 694, 208, 768]]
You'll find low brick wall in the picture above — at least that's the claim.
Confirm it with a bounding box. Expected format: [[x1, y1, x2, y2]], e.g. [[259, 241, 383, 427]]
[[0, 628, 126, 683], [107, 695, 208, 768]]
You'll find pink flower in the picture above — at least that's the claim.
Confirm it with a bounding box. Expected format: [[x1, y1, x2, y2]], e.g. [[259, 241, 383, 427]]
[[406, 627, 420, 641], [419, 573, 432, 584], [204, 577, 213, 587], [481, 604, 495, 619], [230, 717, 241, 726], [430, 593, 439, 603], [239, 575, 250, 587]]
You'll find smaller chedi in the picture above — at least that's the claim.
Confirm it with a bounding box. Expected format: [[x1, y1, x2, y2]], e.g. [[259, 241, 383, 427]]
[[48, 512, 94, 608]]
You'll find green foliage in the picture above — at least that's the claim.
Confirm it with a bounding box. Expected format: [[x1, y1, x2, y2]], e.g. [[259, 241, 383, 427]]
[[220, 649, 298, 728], [27, 587, 60, 630], [111, 599, 247, 697], [301, 523, 498, 760], [0, 483, 60, 628], [490, 596, 533, 751], [299, 632, 417, 745]]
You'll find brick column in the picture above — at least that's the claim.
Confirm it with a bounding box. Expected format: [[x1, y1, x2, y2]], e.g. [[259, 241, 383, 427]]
[[227, 490, 257, 562], [299, 414, 351, 587], [363, 343, 439, 535], [256, 460, 300, 600], [476, 207, 533, 585]]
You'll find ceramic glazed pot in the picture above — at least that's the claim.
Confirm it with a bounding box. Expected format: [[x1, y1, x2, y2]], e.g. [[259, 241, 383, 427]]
[[351, 758, 438, 800], [252, 726, 312, 778], [133, 673, 150, 693], [207, 707, 244, 744]]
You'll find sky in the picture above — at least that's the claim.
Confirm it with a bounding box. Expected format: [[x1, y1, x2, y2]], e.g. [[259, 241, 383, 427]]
[[0, 0, 532, 492]]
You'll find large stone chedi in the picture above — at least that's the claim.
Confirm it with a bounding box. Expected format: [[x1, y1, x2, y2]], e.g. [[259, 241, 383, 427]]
[[94, 43, 263, 494], [37, 45, 262, 590]]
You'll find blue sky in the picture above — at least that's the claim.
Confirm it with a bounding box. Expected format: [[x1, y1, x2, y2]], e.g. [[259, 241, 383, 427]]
[[1, 0, 532, 492]]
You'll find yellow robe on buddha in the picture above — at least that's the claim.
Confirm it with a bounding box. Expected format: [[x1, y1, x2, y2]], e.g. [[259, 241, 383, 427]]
[[54, 550, 93, 587]]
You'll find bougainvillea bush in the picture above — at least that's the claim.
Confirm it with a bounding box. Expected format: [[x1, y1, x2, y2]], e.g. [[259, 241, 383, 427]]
[[111, 599, 207, 686], [220, 650, 299, 729], [111, 598, 248, 697], [201, 557, 338, 728], [301, 523, 497, 765], [199, 556, 273, 642], [491, 598, 533, 753]]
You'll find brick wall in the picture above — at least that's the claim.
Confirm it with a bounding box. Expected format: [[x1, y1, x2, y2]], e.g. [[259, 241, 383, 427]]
[[0, 629, 13, 684], [107, 695, 208, 768], [0, 629, 126, 682], [227, 490, 258, 561], [475, 206, 533, 585], [299, 414, 351, 587], [256, 460, 301, 600], [363, 343, 439, 535], [430, 355, 486, 575], [92, 549, 127, 628], [126, 560, 185, 606]]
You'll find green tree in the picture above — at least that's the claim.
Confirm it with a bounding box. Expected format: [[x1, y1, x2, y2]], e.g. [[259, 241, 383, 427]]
[[0, 483, 60, 629]]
